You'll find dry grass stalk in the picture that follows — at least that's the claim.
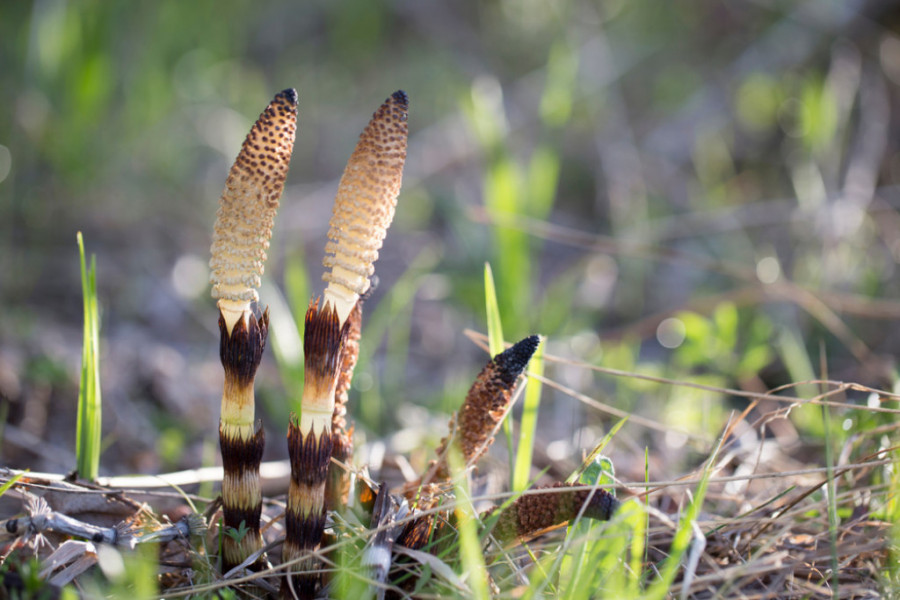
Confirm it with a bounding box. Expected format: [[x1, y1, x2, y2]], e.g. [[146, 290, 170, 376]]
[[209, 89, 298, 570]]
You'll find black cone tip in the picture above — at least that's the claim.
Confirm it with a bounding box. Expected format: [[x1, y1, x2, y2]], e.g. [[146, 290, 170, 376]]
[[390, 90, 409, 107], [494, 335, 541, 386], [277, 88, 298, 106]]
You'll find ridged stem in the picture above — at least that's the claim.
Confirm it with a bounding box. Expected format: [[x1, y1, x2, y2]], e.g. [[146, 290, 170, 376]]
[[217, 307, 268, 570], [283, 300, 347, 598]]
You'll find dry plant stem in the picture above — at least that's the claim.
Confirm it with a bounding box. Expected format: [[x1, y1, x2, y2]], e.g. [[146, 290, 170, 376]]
[[218, 308, 268, 570], [322, 90, 408, 324], [428, 335, 541, 482], [327, 298, 363, 511], [283, 300, 348, 598]]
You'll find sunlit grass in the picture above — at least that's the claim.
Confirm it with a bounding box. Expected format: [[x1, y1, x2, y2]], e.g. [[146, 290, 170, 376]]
[[75, 232, 102, 481]]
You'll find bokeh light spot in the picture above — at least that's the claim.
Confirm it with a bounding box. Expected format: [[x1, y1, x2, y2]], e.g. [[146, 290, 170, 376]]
[[657, 317, 686, 349], [172, 254, 208, 299], [756, 256, 781, 284]]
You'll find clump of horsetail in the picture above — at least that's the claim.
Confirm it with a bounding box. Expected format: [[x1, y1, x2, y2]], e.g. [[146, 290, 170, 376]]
[[396, 336, 540, 548], [283, 90, 408, 599], [209, 88, 298, 570], [396, 335, 620, 554]]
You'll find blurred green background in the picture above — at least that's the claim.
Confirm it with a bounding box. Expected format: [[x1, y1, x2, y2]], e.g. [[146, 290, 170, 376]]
[[3, 0, 900, 481]]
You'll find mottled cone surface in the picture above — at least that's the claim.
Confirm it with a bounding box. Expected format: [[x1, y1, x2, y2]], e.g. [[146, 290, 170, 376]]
[[210, 89, 298, 309], [485, 483, 620, 544], [432, 335, 541, 480], [323, 91, 408, 317]]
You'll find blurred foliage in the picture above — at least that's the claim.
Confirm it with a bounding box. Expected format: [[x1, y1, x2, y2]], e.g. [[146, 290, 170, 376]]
[[4, 0, 900, 477]]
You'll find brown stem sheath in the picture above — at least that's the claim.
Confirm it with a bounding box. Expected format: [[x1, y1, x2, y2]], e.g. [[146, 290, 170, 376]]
[[217, 308, 269, 570], [283, 300, 347, 598]]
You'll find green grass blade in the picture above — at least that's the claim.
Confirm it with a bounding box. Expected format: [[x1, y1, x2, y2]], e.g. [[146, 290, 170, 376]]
[[512, 337, 543, 492], [0, 472, 25, 498], [568, 417, 627, 484], [76, 232, 102, 481], [359, 244, 441, 431], [484, 262, 515, 483], [484, 262, 504, 357], [260, 280, 304, 419], [447, 446, 489, 600]]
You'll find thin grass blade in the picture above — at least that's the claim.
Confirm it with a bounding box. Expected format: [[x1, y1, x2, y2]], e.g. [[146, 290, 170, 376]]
[[512, 338, 543, 492], [75, 232, 102, 481], [448, 447, 488, 600]]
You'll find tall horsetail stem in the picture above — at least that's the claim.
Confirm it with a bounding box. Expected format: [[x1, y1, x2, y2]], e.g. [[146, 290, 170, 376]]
[[210, 89, 298, 570], [283, 91, 408, 598], [283, 300, 346, 598]]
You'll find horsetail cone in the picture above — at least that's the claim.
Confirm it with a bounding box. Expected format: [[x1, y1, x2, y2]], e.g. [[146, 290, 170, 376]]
[[484, 483, 620, 544], [210, 89, 298, 570], [397, 483, 620, 551], [323, 90, 408, 325], [428, 335, 541, 482], [210, 88, 299, 335]]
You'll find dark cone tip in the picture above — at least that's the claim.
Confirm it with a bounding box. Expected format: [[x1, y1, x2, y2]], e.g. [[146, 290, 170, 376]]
[[277, 88, 298, 106], [391, 90, 409, 107], [494, 335, 541, 385], [584, 488, 621, 521]]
